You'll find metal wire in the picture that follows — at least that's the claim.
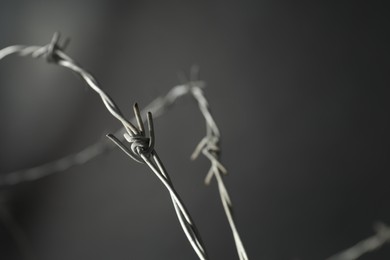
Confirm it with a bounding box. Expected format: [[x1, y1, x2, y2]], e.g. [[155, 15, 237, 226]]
[[186, 67, 248, 260], [4, 33, 389, 260], [0, 33, 249, 259], [326, 223, 390, 260], [0, 33, 208, 260], [108, 104, 208, 260], [0, 83, 191, 186]]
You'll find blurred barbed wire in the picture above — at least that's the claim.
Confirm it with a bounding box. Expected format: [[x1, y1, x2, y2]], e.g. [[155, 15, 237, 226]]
[[326, 223, 390, 260]]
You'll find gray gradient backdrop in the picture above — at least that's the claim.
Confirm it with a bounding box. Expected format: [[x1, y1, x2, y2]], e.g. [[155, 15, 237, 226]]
[[0, 1, 390, 259]]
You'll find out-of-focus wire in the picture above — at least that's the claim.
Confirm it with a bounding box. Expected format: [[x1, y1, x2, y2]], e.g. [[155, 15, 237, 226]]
[[326, 223, 390, 260], [186, 67, 248, 260]]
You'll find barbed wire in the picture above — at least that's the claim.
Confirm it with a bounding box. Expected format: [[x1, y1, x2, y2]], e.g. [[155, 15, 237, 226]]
[[0, 33, 208, 260], [0, 33, 248, 259], [326, 222, 390, 260], [0, 82, 191, 186], [2, 32, 387, 260], [107, 103, 208, 259], [185, 67, 248, 260]]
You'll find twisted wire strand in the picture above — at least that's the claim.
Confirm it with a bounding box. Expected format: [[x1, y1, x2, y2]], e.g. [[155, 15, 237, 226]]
[[186, 68, 248, 260], [108, 105, 208, 260], [0, 60, 192, 186], [0, 33, 208, 260], [326, 223, 390, 260], [1, 33, 139, 135], [143, 152, 207, 259]]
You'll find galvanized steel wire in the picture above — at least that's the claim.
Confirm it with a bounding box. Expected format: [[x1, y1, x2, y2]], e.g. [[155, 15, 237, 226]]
[[0, 33, 248, 259]]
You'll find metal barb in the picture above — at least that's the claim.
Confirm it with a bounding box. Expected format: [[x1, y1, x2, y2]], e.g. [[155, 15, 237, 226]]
[[106, 134, 144, 164], [133, 103, 145, 136], [107, 104, 208, 260], [108, 103, 154, 164], [184, 69, 249, 260], [46, 32, 60, 62], [0, 35, 207, 260], [0, 83, 193, 185]]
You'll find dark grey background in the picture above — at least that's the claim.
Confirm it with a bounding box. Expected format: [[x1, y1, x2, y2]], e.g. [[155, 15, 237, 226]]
[[0, 1, 390, 259]]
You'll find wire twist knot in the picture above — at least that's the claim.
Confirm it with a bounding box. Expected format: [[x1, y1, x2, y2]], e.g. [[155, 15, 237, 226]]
[[107, 103, 155, 164], [123, 133, 153, 162], [31, 32, 69, 63]]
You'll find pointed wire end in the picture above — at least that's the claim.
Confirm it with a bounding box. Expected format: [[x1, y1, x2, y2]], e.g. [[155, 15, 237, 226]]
[[218, 163, 228, 175], [49, 32, 61, 51], [147, 111, 153, 121], [46, 32, 61, 62], [106, 133, 117, 142], [107, 133, 126, 148], [191, 138, 207, 161], [190, 150, 200, 161], [106, 133, 144, 164], [190, 146, 203, 160], [133, 102, 140, 118], [124, 133, 132, 142], [204, 172, 213, 186], [51, 32, 60, 43], [374, 222, 389, 234], [132, 102, 145, 135], [146, 112, 154, 134], [146, 111, 155, 154], [124, 125, 136, 137], [106, 133, 120, 147]]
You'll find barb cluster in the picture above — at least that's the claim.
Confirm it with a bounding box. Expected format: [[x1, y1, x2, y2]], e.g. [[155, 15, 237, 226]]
[[107, 103, 208, 260], [107, 103, 155, 164], [187, 74, 248, 260]]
